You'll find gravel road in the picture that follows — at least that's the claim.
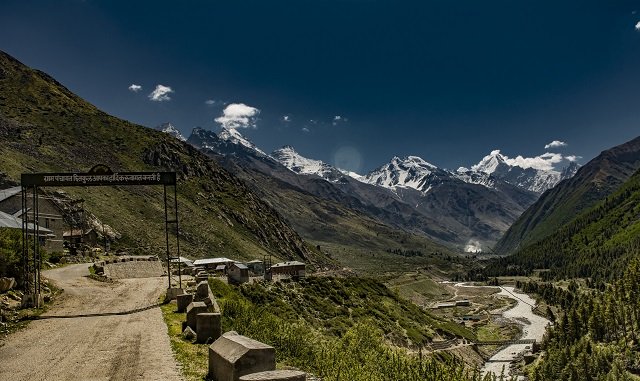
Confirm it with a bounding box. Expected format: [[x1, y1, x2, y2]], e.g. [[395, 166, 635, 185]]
[[0, 264, 183, 381]]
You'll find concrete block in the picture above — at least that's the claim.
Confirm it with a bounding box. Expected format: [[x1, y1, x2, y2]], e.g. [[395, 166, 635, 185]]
[[176, 293, 193, 313], [196, 312, 222, 344], [208, 331, 275, 381], [183, 326, 196, 341], [196, 281, 210, 298], [239, 370, 306, 381], [165, 287, 184, 303], [186, 301, 210, 330]]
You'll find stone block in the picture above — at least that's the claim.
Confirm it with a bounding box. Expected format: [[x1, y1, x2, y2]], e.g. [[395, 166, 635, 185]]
[[164, 287, 184, 303], [208, 331, 275, 381], [239, 370, 306, 381], [196, 281, 210, 298], [196, 312, 222, 344], [176, 293, 193, 312], [186, 301, 210, 330]]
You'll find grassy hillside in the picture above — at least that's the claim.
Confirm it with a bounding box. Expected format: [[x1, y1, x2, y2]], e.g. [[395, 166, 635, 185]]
[[495, 135, 640, 255], [0, 50, 329, 266], [485, 169, 640, 281]]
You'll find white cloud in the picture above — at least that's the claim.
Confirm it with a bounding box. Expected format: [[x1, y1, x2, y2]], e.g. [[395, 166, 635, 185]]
[[332, 115, 344, 126], [565, 155, 582, 162], [214, 103, 260, 130], [301, 127, 310, 133], [205, 99, 216, 105], [283, 115, 290, 122], [148, 85, 173, 102], [544, 140, 567, 149], [128, 84, 142, 92], [635, 21, 640, 30], [464, 239, 482, 253], [504, 152, 564, 171]]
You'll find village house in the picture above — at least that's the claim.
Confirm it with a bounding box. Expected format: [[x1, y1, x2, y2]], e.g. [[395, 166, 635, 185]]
[[0, 186, 64, 252], [0, 210, 54, 246], [227, 262, 249, 284], [246, 259, 264, 276], [270, 261, 306, 278], [192, 257, 235, 272], [63, 228, 99, 247]]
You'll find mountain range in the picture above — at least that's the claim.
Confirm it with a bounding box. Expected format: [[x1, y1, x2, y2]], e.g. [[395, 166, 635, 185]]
[[169, 124, 579, 251]]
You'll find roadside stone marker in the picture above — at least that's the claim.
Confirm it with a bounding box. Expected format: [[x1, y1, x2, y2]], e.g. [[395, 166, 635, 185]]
[[208, 331, 275, 381], [196, 312, 222, 344], [186, 301, 209, 330], [176, 293, 193, 313]]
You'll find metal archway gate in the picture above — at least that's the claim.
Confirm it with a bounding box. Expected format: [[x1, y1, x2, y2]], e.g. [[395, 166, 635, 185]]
[[21, 165, 181, 307]]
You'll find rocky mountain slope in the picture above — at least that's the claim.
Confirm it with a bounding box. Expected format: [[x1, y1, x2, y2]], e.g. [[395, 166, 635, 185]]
[[185, 127, 538, 250], [0, 50, 327, 265], [495, 135, 640, 255]]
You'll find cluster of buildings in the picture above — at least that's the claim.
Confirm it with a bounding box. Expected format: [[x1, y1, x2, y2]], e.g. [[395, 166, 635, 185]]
[[0, 186, 101, 254], [173, 256, 306, 284]]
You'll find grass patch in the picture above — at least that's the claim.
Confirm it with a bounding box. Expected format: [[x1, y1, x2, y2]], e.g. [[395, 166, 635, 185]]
[[160, 302, 208, 381]]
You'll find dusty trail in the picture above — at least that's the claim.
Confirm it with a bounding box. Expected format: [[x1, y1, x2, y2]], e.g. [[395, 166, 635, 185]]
[[0, 264, 182, 381]]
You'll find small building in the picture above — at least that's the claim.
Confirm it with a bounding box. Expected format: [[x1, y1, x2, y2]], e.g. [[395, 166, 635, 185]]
[[170, 256, 194, 268], [270, 261, 306, 278], [455, 299, 471, 307], [63, 228, 99, 247], [0, 211, 54, 246], [434, 302, 456, 309], [0, 186, 65, 252], [193, 257, 235, 272], [246, 259, 264, 276], [214, 264, 226, 276], [227, 262, 249, 284]]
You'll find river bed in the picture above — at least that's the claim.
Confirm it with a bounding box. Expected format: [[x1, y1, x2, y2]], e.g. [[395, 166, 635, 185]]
[[454, 284, 551, 379]]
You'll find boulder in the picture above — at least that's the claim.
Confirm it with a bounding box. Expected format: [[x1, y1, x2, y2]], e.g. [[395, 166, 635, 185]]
[[183, 326, 196, 341], [0, 277, 16, 293], [208, 331, 275, 381]]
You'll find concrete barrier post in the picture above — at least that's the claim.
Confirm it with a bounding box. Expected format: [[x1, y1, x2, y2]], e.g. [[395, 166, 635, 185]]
[[186, 301, 210, 330], [208, 331, 276, 381], [196, 312, 222, 344], [176, 293, 193, 313]]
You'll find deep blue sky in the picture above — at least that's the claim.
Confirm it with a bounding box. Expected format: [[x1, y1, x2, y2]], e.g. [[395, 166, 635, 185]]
[[2, 0, 640, 173]]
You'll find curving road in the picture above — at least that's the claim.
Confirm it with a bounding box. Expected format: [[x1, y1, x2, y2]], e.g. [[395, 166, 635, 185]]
[[0, 264, 183, 381]]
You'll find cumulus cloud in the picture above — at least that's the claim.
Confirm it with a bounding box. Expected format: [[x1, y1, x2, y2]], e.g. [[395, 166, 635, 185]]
[[148, 85, 173, 102], [282, 115, 290, 122], [544, 140, 567, 149], [636, 21, 640, 30], [565, 155, 582, 162], [464, 239, 482, 253], [128, 84, 142, 92], [215, 103, 260, 130], [505, 152, 564, 171], [301, 127, 310, 133]]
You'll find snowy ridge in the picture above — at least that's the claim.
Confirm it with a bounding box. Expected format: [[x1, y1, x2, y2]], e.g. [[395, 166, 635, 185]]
[[271, 146, 345, 182], [218, 127, 266, 156], [155, 122, 186, 141], [459, 150, 579, 193], [363, 156, 445, 193]]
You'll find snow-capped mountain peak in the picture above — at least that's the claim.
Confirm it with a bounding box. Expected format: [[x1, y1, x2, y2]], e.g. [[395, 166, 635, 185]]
[[271, 146, 346, 181], [155, 122, 186, 141], [471, 149, 507, 174], [218, 127, 266, 156], [363, 155, 444, 193]]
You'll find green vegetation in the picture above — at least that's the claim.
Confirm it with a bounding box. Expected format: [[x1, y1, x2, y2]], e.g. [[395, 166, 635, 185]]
[[0, 228, 22, 281], [160, 303, 208, 381], [484, 169, 640, 282], [517, 260, 640, 380]]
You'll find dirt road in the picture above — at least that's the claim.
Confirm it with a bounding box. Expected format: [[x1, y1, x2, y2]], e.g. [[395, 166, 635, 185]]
[[0, 264, 183, 381]]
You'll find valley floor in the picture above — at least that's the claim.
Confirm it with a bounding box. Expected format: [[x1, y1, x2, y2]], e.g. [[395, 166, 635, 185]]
[[0, 264, 182, 381]]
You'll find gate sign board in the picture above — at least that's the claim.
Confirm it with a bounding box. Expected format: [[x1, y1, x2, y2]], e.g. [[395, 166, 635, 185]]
[[22, 171, 176, 187]]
